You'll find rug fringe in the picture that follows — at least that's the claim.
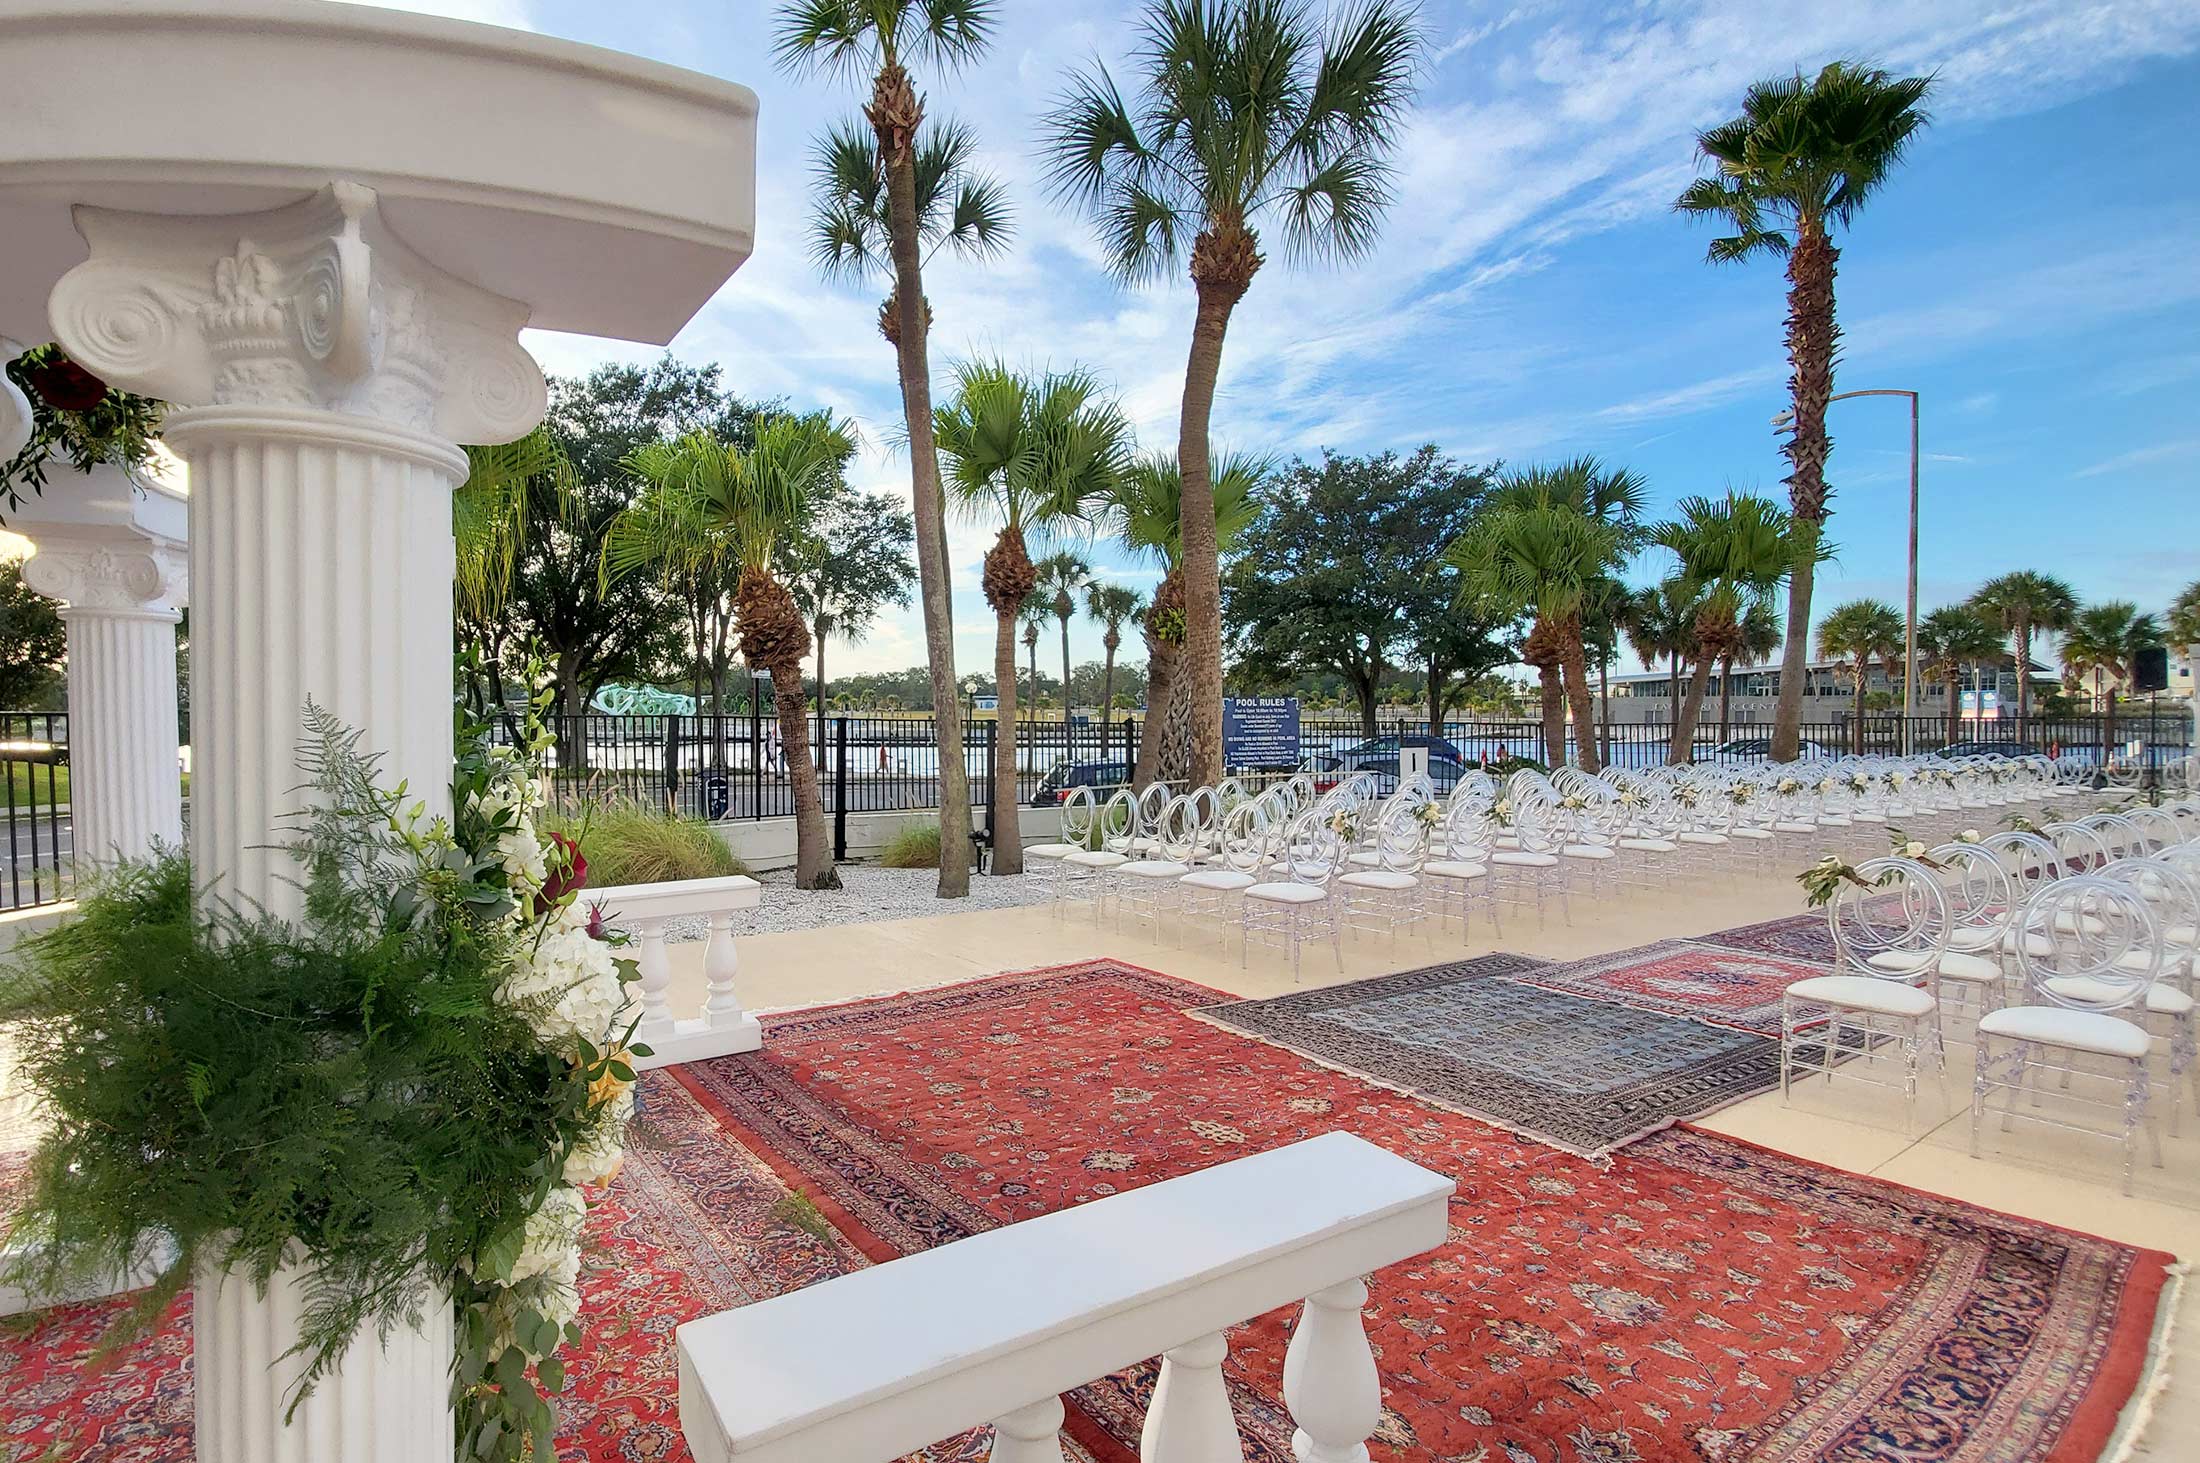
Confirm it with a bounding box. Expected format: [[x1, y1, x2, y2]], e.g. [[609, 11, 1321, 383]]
[[2104, 1259, 2186, 1463]]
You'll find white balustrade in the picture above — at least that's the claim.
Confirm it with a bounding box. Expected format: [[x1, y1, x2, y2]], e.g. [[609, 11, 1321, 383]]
[[591, 875, 764, 1067], [677, 1131, 1453, 1463]]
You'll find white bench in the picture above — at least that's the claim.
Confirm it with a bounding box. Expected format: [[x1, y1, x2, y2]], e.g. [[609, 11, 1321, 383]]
[[677, 1131, 1453, 1463], [589, 875, 760, 1068]]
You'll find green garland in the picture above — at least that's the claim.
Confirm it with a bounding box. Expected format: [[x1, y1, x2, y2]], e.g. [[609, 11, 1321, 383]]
[[1, 343, 168, 515], [0, 676, 644, 1460]]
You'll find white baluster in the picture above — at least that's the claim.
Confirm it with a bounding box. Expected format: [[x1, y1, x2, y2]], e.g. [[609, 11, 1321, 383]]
[[1282, 1278, 1379, 1463], [633, 913, 673, 1043], [989, 1394, 1071, 1463], [1139, 1331, 1240, 1462], [702, 909, 746, 1027]]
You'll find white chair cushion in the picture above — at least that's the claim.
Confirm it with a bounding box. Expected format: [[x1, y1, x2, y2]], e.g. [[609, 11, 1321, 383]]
[[1180, 869, 1256, 891], [1066, 850, 1129, 868], [1423, 859, 1488, 879], [1245, 882, 1328, 905], [1347, 850, 1382, 866], [1774, 820, 1819, 833], [1818, 815, 1852, 827], [1977, 1006, 2153, 1059], [1787, 974, 1937, 1017], [1121, 860, 1190, 879], [1617, 837, 1676, 852], [1676, 831, 1728, 845], [1025, 843, 1079, 860], [1947, 924, 2003, 952], [1560, 844, 1615, 859], [1864, 949, 1937, 977], [1850, 812, 1886, 823], [2167, 924, 2198, 948], [1340, 870, 1418, 890], [2000, 928, 2054, 959], [1729, 827, 1774, 840], [1490, 850, 1557, 867], [1937, 951, 2003, 984], [2047, 975, 2194, 1016]]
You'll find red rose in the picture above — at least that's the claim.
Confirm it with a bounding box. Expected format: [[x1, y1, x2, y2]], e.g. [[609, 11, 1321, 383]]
[[535, 830, 589, 913], [25, 357, 110, 413], [584, 901, 611, 941]]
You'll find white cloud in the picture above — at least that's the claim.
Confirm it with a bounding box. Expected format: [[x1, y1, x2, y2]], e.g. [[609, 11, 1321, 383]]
[[2073, 439, 2200, 478]]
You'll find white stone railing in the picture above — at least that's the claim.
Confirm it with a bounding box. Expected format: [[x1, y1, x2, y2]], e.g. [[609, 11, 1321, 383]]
[[676, 1131, 1454, 1463], [589, 875, 761, 1068]]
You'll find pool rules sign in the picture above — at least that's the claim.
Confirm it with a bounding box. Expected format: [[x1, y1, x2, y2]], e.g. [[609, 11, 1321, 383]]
[[1223, 696, 1301, 768]]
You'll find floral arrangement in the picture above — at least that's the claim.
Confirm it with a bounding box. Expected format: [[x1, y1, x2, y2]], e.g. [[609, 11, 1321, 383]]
[[1559, 791, 1588, 812], [1328, 807, 1363, 841], [1883, 828, 1947, 869], [1798, 853, 1896, 907], [1412, 800, 1443, 832], [1726, 782, 1755, 807], [1956, 828, 1983, 843], [1817, 775, 1838, 794], [1617, 787, 1646, 808], [1, 342, 167, 515], [1846, 770, 1874, 795], [2004, 814, 2042, 835], [1776, 776, 1803, 796], [1884, 769, 1907, 790], [1672, 782, 1701, 809], [0, 671, 642, 1461], [1490, 797, 1515, 829]]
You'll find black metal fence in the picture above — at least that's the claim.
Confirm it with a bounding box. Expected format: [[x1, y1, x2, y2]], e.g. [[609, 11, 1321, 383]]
[[2, 711, 69, 911], [537, 707, 2194, 824]]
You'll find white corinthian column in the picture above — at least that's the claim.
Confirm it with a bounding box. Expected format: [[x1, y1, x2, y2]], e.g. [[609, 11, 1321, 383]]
[[15, 469, 188, 864], [48, 181, 547, 1463]]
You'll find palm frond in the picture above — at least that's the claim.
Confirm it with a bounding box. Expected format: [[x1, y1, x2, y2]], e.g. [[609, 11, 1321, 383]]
[[773, 0, 875, 77], [908, 0, 997, 69]]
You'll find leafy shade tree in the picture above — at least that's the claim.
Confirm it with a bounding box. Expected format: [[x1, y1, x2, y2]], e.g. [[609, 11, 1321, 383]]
[[1083, 580, 1146, 759], [1816, 598, 1904, 754], [1446, 459, 1644, 771], [608, 413, 858, 890], [781, 0, 1010, 900], [1649, 492, 1798, 763], [1, 555, 67, 709], [1043, 0, 1421, 785], [1034, 549, 1091, 728], [2059, 601, 2164, 762], [1676, 62, 1933, 763], [1916, 604, 2004, 747], [780, 481, 918, 733], [1969, 570, 2078, 743], [1106, 451, 1264, 788], [1224, 447, 1496, 738], [935, 364, 1129, 873]]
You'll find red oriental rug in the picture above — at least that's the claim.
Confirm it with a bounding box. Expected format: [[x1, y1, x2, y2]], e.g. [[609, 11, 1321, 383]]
[[1502, 938, 1838, 1038], [678, 959, 2176, 1463], [0, 1075, 1060, 1463]]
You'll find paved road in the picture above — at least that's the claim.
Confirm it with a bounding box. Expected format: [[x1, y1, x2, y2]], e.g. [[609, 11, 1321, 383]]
[[2, 812, 73, 911]]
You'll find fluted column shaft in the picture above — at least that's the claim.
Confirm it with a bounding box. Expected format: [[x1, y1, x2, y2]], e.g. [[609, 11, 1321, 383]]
[[62, 602, 183, 862], [164, 408, 462, 918]]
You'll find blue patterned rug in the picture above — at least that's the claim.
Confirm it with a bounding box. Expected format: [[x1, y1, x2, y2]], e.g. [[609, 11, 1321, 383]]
[[1196, 954, 1784, 1159]]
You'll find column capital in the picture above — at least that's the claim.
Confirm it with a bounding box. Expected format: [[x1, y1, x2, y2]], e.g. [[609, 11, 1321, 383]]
[[20, 534, 186, 619], [48, 182, 546, 445]]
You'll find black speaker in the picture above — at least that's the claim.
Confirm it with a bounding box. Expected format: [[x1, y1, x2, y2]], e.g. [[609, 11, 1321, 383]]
[[2134, 645, 2170, 693]]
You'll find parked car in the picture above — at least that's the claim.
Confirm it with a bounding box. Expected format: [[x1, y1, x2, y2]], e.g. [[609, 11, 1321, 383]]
[[1340, 732, 1465, 762], [1313, 749, 1470, 797], [1711, 737, 1833, 763], [1936, 740, 2045, 759], [1031, 759, 1130, 806]]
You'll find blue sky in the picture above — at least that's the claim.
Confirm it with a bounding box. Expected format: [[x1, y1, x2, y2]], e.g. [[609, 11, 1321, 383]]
[[368, 0, 2200, 678]]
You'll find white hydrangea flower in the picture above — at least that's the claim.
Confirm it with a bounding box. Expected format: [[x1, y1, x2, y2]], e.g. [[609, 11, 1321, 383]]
[[563, 1088, 633, 1187], [510, 1184, 587, 1285], [499, 822, 549, 889], [501, 922, 630, 1046]]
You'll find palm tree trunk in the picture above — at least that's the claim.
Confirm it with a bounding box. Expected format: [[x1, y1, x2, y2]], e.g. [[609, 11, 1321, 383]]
[[1597, 657, 1611, 765], [1176, 280, 1240, 789], [1559, 621, 1601, 773], [1945, 665, 1963, 747], [877, 62, 969, 898], [1671, 657, 1714, 764], [1059, 615, 1073, 732], [1718, 654, 1734, 743], [1852, 659, 1869, 755], [813, 622, 828, 761], [992, 609, 1024, 875], [2103, 687, 2120, 767], [1770, 219, 1839, 765], [775, 676, 839, 891], [1537, 667, 1565, 768], [2013, 615, 2032, 744], [1134, 632, 1175, 789], [1427, 659, 1447, 739], [1099, 638, 1118, 762]]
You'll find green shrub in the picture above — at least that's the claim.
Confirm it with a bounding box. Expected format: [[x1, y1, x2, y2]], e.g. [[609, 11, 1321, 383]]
[[544, 803, 746, 887], [877, 821, 942, 869]]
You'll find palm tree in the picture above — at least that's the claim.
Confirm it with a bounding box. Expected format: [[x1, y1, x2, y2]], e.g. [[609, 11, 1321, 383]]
[[779, 0, 1010, 899], [1652, 493, 1798, 762], [935, 364, 1129, 874], [1624, 578, 1699, 718], [453, 427, 569, 731], [2169, 579, 2200, 653], [1720, 600, 1784, 744], [1677, 62, 1933, 763], [1816, 598, 1905, 755], [1043, 0, 1422, 786], [607, 413, 857, 889], [1022, 605, 1047, 710], [1453, 459, 1644, 771], [1034, 550, 1092, 730], [1083, 580, 1146, 760], [1103, 451, 1265, 787], [1916, 604, 2004, 747], [1969, 570, 2078, 743], [2059, 601, 2164, 763]]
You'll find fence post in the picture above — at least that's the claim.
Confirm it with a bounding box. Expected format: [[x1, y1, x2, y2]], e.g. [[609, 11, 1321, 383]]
[[833, 716, 848, 862]]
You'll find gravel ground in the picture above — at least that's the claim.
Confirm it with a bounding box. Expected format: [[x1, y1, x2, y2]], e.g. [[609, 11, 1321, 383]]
[[663, 862, 1052, 941]]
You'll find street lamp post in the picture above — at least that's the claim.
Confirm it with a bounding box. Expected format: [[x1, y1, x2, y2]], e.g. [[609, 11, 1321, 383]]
[[1772, 388, 1921, 754]]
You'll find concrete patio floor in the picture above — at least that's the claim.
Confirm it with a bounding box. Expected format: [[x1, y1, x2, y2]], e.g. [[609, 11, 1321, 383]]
[[661, 863, 2199, 1461]]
